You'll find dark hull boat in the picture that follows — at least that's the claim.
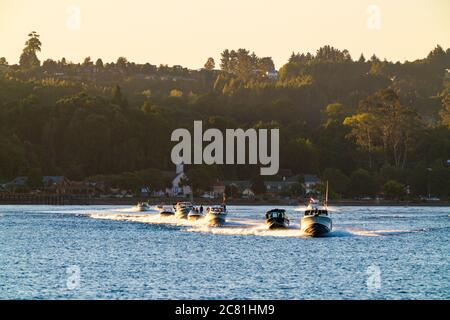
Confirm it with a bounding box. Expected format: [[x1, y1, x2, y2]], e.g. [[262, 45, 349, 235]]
[[207, 214, 226, 226], [159, 210, 175, 218], [266, 218, 289, 229], [265, 209, 290, 229]]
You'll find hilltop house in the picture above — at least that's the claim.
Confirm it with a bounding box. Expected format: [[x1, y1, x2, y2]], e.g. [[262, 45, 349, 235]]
[[266, 70, 278, 80]]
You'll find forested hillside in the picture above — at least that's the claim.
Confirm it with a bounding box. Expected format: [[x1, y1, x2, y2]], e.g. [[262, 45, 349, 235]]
[[1, 32, 449, 197]]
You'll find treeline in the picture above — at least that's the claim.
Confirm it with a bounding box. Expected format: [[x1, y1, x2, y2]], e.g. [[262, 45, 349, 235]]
[[0, 32, 449, 198]]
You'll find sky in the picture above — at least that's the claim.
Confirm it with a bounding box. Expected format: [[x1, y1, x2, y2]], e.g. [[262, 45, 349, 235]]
[[1, 0, 449, 69]]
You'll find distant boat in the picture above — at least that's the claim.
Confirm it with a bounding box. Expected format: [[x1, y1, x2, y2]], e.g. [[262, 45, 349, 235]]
[[265, 208, 290, 229], [300, 181, 332, 237], [205, 205, 227, 226], [158, 205, 175, 217], [187, 208, 204, 221], [174, 202, 193, 219], [136, 202, 151, 212]]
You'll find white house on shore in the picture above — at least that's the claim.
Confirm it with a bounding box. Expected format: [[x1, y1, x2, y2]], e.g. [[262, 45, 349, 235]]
[[165, 164, 191, 197]]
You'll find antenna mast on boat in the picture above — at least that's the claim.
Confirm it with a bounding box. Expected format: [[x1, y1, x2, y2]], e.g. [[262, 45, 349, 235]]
[[325, 180, 329, 209]]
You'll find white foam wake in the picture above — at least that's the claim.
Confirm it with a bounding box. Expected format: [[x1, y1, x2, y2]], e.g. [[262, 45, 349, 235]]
[[89, 206, 420, 238], [89, 211, 390, 238]]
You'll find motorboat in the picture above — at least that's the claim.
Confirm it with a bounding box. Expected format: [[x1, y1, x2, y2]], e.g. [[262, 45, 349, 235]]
[[205, 205, 227, 226], [187, 207, 204, 221], [265, 208, 290, 229], [300, 181, 332, 237], [158, 205, 175, 217], [136, 202, 151, 212], [174, 201, 193, 219]]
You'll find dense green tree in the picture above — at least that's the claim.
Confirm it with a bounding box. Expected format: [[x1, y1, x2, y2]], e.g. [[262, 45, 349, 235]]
[[383, 180, 405, 199], [204, 57, 215, 70], [95, 58, 104, 68], [250, 176, 266, 195], [225, 184, 240, 198], [184, 167, 215, 192], [19, 31, 41, 68], [439, 86, 450, 127], [348, 169, 377, 197], [345, 89, 420, 169], [322, 168, 349, 195], [83, 56, 93, 67], [116, 56, 128, 69]]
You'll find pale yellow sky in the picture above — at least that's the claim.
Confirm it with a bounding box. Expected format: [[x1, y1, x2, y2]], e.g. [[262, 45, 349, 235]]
[[1, 0, 449, 69]]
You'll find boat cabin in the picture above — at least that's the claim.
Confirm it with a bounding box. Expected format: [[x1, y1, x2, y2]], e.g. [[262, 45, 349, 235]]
[[176, 201, 193, 208], [304, 209, 328, 216], [305, 199, 328, 216], [207, 206, 226, 214], [265, 209, 287, 220]]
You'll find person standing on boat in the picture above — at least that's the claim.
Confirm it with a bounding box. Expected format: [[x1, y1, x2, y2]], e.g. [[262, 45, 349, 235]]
[[222, 193, 227, 211], [200, 205, 203, 214]]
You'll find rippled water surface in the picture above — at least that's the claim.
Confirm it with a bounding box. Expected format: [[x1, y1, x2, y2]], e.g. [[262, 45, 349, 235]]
[[0, 205, 449, 299]]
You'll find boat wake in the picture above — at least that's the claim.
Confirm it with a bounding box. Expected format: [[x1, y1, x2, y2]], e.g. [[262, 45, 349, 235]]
[[333, 228, 425, 237], [88, 209, 422, 238]]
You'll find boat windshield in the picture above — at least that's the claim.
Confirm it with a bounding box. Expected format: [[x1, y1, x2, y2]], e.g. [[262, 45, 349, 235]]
[[176, 202, 192, 207], [266, 210, 286, 219], [304, 209, 328, 216]]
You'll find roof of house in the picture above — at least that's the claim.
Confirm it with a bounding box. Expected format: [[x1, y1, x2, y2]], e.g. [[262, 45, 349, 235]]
[[223, 180, 251, 190], [5, 176, 28, 187], [277, 169, 293, 177], [303, 174, 321, 184], [42, 176, 66, 185], [265, 180, 296, 189]]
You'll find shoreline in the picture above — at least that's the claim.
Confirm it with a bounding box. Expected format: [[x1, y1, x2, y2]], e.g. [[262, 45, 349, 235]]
[[0, 195, 448, 206]]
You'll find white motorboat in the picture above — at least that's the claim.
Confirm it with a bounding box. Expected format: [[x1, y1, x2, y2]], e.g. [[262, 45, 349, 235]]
[[205, 205, 227, 226], [174, 202, 193, 219], [187, 208, 204, 221], [158, 205, 175, 217], [300, 182, 332, 237], [136, 202, 151, 212]]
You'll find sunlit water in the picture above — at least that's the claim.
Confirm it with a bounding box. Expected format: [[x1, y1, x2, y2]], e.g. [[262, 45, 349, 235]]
[[0, 205, 448, 299]]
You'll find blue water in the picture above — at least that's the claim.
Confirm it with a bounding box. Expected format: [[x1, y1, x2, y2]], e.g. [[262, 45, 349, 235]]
[[0, 205, 449, 299]]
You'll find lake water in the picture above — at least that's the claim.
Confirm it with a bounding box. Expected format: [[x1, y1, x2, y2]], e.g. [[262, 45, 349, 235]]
[[0, 205, 449, 299]]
